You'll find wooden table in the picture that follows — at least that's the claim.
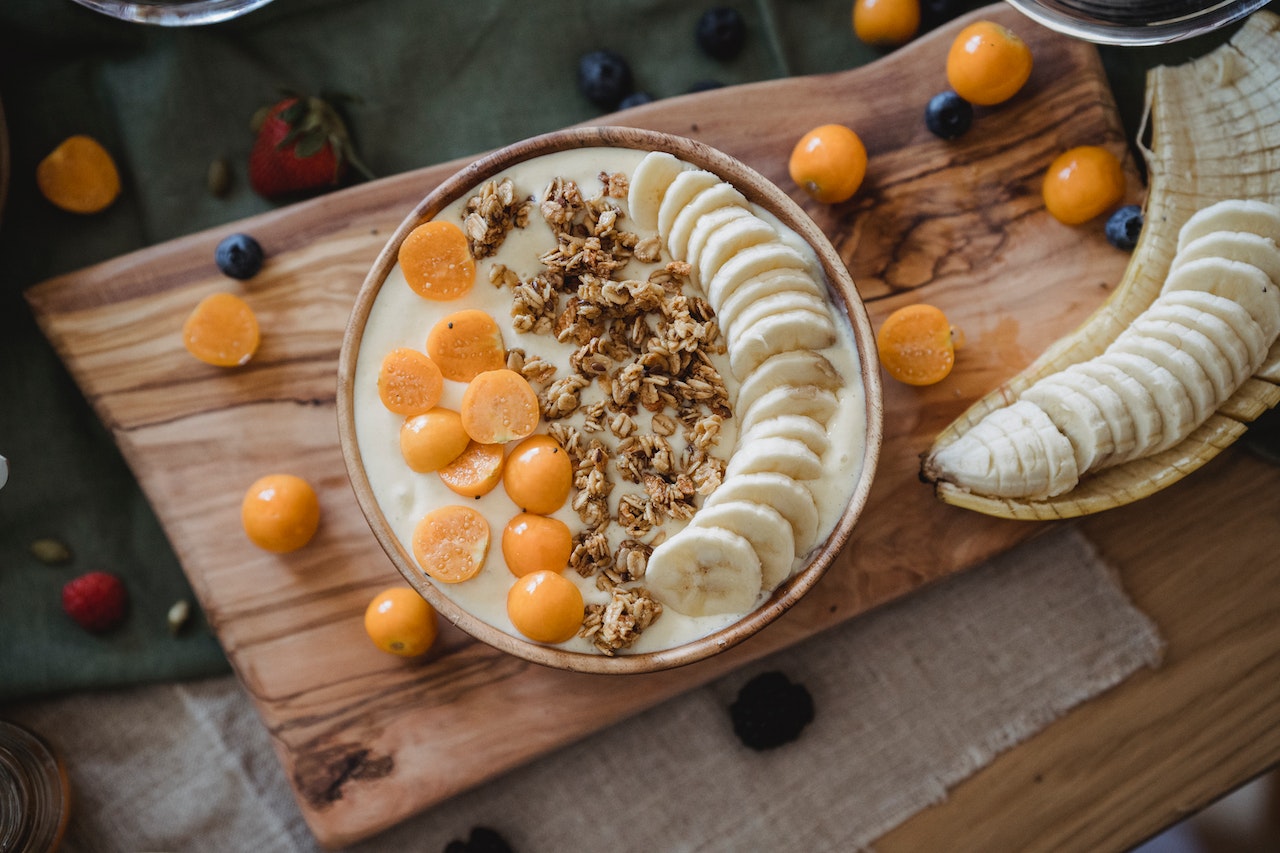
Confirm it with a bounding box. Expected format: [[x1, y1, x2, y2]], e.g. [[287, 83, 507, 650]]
[[877, 446, 1280, 851]]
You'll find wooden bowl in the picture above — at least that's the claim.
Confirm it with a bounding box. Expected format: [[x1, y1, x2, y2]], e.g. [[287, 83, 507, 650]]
[[337, 126, 883, 673]]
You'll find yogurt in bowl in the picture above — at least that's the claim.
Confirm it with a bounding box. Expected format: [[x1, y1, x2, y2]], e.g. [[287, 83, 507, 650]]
[[337, 126, 882, 673]]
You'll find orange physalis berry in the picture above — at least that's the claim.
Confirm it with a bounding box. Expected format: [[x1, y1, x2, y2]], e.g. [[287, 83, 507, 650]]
[[364, 587, 438, 657], [241, 474, 321, 553], [437, 440, 505, 498], [426, 309, 506, 382], [412, 504, 490, 583], [945, 21, 1033, 107], [853, 0, 920, 48], [399, 220, 476, 301], [460, 369, 540, 445], [36, 135, 121, 214], [876, 303, 961, 386], [506, 570, 584, 644], [502, 434, 572, 515], [788, 124, 868, 205], [378, 348, 444, 415], [1042, 145, 1126, 226], [183, 292, 260, 367], [502, 513, 573, 578]]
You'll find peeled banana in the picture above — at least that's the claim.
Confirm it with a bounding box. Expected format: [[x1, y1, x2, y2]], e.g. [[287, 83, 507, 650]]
[[922, 11, 1280, 518], [627, 151, 853, 615]]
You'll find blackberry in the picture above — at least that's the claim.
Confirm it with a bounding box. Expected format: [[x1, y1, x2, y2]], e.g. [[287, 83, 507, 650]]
[[696, 7, 747, 61], [214, 233, 265, 280], [1105, 204, 1144, 250], [577, 50, 634, 111], [728, 670, 815, 750], [924, 91, 973, 140]]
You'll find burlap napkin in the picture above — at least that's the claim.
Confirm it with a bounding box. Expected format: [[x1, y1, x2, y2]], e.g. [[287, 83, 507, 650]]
[[6, 526, 1163, 851]]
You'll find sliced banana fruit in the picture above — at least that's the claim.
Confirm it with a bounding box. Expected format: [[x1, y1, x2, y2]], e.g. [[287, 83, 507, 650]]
[[926, 18, 1280, 517], [1162, 256, 1280, 340], [694, 214, 781, 292], [724, 289, 831, 345], [724, 435, 824, 482], [657, 170, 723, 245], [704, 471, 821, 556], [1102, 350, 1195, 454], [1019, 377, 1113, 473], [1159, 288, 1271, 369], [734, 350, 842, 415], [730, 307, 839, 378], [736, 414, 832, 459], [686, 500, 797, 592], [627, 151, 687, 232], [716, 268, 827, 337], [667, 182, 751, 263], [1172, 231, 1280, 286], [706, 241, 813, 309], [685, 206, 756, 278], [1108, 329, 1217, 426], [644, 525, 763, 617], [1175, 199, 1280, 253], [737, 383, 839, 434]]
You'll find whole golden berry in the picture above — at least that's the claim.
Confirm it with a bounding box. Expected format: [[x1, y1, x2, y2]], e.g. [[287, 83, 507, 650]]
[[1042, 145, 1126, 225], [788, 124, 868, 204], [946, 21, 1033, 107]]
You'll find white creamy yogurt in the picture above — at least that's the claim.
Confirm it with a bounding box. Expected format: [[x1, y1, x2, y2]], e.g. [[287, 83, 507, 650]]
[[353, 146, 865, 655]]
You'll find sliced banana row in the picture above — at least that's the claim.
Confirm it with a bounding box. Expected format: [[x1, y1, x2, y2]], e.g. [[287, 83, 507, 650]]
[[630, 152, 850, 616], [924, 199, 1280, 500]]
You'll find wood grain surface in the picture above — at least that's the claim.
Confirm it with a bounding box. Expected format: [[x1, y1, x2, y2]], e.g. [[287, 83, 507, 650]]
[[25, 7, 1144, 847]]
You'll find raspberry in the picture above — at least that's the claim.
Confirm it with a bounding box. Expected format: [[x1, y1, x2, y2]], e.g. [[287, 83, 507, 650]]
[[61, 571, 128, 633], [728, 670, 814, 750]]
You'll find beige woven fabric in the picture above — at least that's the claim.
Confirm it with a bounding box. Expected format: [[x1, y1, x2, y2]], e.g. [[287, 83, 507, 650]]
[[6, 526, 1163, 852]]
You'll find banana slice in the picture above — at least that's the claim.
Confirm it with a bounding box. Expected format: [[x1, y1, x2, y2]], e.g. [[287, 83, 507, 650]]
[[986, 401, 1078, 498], [628, 152, 687, 232], [725, 289, 832, 348], [667, 182, 751, 263], [1160, 288, 1271, 369], [1171, 231, 1280, 287], [1019, 377, 1114, 473], [738, 384, 840, 434], [716, 269, 827, 338], [685, 206, 755, 276], [705, 471, 820, 555], [1100, 350, 1195, 454], [1065, 361, 1155, 464], [734, 350, 843, 415], [724, 435, 824, 481], [695, 215, 781, 292], [1035, 369, 1136, 469], [645, 525, 763, 617], [729, 308, 838, 378], [1108, 328, 1217, 426], [924, 414, 1023, 497], [1176, 198, 1280, 252], [687, 500, 796, 592], [656, 170, 723, 245], [705, 241, 813, 309], [1127, 310, 1241, 402], [736, 414, 832, 459], [1162, 256, 1280, 341]]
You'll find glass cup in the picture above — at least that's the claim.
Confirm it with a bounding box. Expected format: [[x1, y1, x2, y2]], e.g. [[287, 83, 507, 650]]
[[69, 0, 275, 26], [1004, 0, 1273, 45]]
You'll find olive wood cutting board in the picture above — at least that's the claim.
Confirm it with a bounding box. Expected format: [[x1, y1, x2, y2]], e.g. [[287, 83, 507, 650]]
[[25, 6, 1146, 847]]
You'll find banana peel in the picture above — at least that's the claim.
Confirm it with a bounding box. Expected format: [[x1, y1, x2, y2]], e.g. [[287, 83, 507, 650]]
[[925, 10, 1280, 520]]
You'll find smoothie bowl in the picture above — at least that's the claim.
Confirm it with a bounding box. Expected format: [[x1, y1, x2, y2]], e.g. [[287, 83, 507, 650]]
[[337, 126, 882, 673]]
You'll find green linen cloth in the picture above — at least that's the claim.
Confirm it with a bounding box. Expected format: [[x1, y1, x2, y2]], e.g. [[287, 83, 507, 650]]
[[0, 0, 1270, 700]]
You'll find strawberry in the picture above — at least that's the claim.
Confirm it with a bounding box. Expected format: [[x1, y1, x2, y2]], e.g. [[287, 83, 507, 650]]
[[62, 571, 129, 633], [248, 93, 371, 199]]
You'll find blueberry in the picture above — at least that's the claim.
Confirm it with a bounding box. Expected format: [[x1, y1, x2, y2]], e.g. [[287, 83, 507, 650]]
[[728, 670, 814, 751], [696, 7, 747, 61], [1105, 204, 1144, 250], [924, 91, 973, 140], [577, 50, 634, 111], [687, 79, 725, 94], [442, 826, 514, 853], [618, 91, 654, 109], [214, 233, 264, 280]]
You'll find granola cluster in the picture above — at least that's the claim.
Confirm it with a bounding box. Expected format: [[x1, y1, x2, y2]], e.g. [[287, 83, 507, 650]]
[[481, 169, 735, 654], [464, 177, 533, 259]]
